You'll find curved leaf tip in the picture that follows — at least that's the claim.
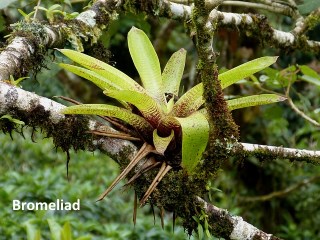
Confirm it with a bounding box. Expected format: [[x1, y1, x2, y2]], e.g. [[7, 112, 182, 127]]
[[227, 94, 287, 111]]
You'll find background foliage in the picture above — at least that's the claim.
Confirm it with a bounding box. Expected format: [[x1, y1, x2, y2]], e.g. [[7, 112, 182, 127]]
[[1, 0, 320, 239]]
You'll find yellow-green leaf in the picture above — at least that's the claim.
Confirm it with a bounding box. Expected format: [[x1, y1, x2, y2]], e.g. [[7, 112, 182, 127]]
[[172, 84, 203, 117], [128, 27, 166, 104], [23, 221, 41, 240], [103, 89, 163, 126], [58, 49, 144, 92], [153, 129, 174, 155], [219, 56, 278, 89], [47, 219, 62, 240], [175, 112, 209, 174], [227, 94, 286, 111], [61, 104, 153, 135], [162, 48, 186, 96], [59, 63, 119, 90], [173, 57, 278, 116], [61, 222, 72, 240], [0, 114, 25, 125]]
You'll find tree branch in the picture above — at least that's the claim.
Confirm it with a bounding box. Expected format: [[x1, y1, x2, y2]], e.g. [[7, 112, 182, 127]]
[[196, 197, 282, 240], [162, 2, 320, 53], [209, 9, 320, 53], [0, 81, 137, 162], [0, 0, 122, 81], [240, 143, 320, 164], [240, 175, 320, 202], [221, 0, 298, 17]]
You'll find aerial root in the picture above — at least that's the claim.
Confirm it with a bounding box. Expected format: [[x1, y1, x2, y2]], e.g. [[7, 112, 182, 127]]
[[96, 142, 156, 201], [140, 162, 172, 206], [133, 191, 138, 226], [151, 203, 156, 225], [160, 206, 165, 229], [124, 157, 161, 187], [173, 211, 176, 232]]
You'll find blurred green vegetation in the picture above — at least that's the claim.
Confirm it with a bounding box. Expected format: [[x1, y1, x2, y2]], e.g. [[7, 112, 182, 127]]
[[0, 131, 189, 239], [1, 0, 320, 239]]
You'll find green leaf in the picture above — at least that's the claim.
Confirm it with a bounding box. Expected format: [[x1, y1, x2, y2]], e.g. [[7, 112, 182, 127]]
[[48, 4, 62, 11], [162, 48, 186, 96], [61, 104, 153, 135], [205, 228, 212, 239], [299, 65, 320, 86], [23, 221, 41, 240], [197, 223, 204, 240], [103, 89, 163, 126], [48, 219, 62, 240], [175, 112, 209, 173], [219, 56, 278, 89], [59, 63, 119, 90], [61, 222, 72, 240], [153, 129, 174, 155], [172, 84, 203, 117], [128, 27, 166, 104], [58, 49, 144, 92], [58, 64, 130, 108], [173, 57, 278, 116], [300, 75, 320, 87], [299, 65, 320, 79], [0, 114, 25, 125], [227, 94, 287, 111]]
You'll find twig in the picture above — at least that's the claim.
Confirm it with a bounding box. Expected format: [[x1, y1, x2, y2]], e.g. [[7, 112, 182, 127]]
[[284, 74, 320, 127], [240, 175, 320, 202], [286, 97, 320, 127]]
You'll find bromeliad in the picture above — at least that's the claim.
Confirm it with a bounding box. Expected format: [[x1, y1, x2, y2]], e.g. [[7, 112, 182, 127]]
[[58, 27, 285, 206]]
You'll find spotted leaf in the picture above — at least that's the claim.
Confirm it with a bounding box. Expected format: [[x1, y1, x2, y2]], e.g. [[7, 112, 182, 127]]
[[162, 48, 186, 96]]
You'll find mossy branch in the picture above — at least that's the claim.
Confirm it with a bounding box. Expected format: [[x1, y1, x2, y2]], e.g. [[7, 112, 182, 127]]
[[0, 0, 121, 81], [196, 197, 283, 240], [159, 1, 320, 53]]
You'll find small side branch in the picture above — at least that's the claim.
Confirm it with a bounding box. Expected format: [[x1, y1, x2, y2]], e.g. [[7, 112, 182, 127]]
[[240, 143, 320, 165], [241, 175, 320, 202]]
